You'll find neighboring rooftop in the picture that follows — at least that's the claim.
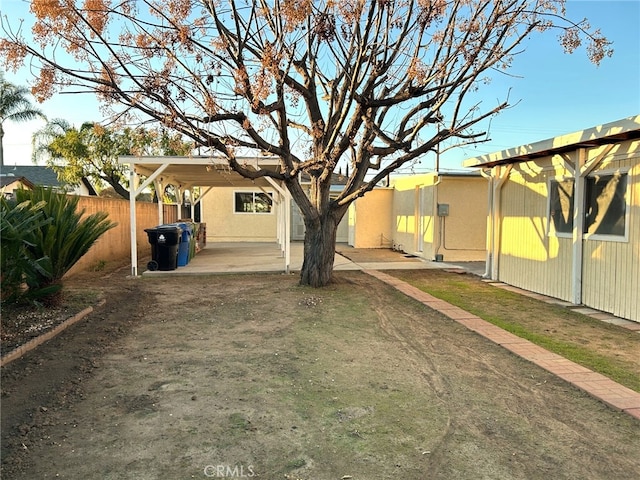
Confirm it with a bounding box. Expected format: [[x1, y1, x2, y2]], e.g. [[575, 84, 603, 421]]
[[0, 175, 36, 189], [0, 165, 61, 187]]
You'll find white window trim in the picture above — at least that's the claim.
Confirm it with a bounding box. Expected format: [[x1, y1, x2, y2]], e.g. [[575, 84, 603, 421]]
[[547, 168, 631, 243], [583, 167, 630, 243], [547, 176, 574, 239]]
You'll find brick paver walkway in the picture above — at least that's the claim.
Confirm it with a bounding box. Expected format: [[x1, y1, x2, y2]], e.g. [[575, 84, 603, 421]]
[[365, 270, 640, 421]]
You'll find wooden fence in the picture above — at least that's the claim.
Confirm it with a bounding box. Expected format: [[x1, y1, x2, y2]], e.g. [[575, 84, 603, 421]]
[[65, 197, 160, 277]]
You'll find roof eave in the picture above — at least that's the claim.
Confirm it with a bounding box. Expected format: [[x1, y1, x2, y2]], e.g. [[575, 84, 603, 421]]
[[463, 115, 640, 169]]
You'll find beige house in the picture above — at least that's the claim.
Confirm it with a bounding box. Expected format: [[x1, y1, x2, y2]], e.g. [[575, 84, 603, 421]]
[[202, 188, 279, 242], [201, 174, 350, 243], [1, 175, 35, 198], [464, 115, 640, 323], [119, 156, 489, 274], [347, 173, 487, 262], [201, 172, 487, 261], [0, 165, 94, 196], [387, 173, 487, 262]]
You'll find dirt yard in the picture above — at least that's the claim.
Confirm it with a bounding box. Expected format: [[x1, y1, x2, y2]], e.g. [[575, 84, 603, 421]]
[[2, 266, 639, 479]]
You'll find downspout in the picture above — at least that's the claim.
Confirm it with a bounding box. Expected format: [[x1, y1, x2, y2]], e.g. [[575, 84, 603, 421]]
[[432, 140, 443, 260]]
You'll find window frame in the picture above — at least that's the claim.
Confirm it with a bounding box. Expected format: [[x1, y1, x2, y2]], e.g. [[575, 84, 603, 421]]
[[547, 168, 630, 243], [547, 176, 575, 239], [582, 168, 630, 242], [233, 190, 274, 214]]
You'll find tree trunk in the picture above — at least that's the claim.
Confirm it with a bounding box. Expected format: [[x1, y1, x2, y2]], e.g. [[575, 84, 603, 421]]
[[299, 212, 339, 287], [103, 175, 130, 200], [0, 122, 5, 169]]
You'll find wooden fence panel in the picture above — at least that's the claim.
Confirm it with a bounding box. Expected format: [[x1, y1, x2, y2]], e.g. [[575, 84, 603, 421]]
[[64, 197, 159, 277]]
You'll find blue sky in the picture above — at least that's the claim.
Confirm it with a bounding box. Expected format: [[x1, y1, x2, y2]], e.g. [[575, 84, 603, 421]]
[[1, 0, 639, 172]]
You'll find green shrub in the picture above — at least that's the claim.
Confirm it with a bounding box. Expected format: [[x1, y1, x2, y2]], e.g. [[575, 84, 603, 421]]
[[5, 187, 116, 303], [0, 197, 57, 303]]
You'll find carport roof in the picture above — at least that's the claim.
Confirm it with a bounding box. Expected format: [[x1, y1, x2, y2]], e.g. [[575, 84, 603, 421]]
[[118, 155, 282, 188], [119, 154, 293, 277], [463, 115, 640, 169]]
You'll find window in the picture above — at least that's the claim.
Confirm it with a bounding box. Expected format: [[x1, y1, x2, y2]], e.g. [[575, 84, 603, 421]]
[[234, 191, 273, 213], [584, 172, 627, 237], [549, 178, 574, 235], [548, 171, 628, 239]]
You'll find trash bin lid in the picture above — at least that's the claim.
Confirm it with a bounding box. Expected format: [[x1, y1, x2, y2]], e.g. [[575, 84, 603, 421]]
[[157, 224, 183, 233]]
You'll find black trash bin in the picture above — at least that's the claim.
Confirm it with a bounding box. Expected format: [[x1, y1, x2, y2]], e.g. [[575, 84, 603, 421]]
[[144, 224, 183, 271]]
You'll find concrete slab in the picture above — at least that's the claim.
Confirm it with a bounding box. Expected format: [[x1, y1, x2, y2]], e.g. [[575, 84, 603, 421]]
[[142, 242, 302, 275], [141, 242, 480, 276]]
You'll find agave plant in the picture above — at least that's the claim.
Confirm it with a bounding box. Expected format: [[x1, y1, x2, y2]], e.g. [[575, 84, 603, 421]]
[[14, 186, 116, 298], [0, 197, 57, 303]]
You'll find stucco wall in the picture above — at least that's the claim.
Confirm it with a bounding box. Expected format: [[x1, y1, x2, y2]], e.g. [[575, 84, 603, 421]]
[[349, 188, 394, 248], [390, 174, 487, 261], [202, 188, 277, 242], [436, 176, 487, 262], [391, 174, 434, 254]]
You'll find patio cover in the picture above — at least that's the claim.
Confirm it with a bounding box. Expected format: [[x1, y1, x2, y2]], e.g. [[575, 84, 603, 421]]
[[463, 115, 640, 169], [117, 155, 292, 276]]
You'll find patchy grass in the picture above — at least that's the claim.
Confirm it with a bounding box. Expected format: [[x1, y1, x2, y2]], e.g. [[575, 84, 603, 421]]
[[3, 272, 640, 480], [391, 270, 640, 393]]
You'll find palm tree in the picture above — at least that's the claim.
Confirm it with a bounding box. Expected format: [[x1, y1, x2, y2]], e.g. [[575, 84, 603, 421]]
[[0, 73, 46, 169]]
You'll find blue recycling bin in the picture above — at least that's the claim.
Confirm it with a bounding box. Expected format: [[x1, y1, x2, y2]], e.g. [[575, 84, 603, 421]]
[[177, 222, 194, 267]]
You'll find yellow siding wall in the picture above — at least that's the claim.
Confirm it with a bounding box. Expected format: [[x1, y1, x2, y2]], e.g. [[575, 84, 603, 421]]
[[497, 141, 639, 322], [351, 188, 394, 248], [498, 161, 574, 300], [202, 188, 277, 242], [581, 143, 639, 321]]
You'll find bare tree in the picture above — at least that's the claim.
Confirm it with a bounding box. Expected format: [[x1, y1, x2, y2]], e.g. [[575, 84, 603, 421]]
[[0, 0, 611, 286]]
